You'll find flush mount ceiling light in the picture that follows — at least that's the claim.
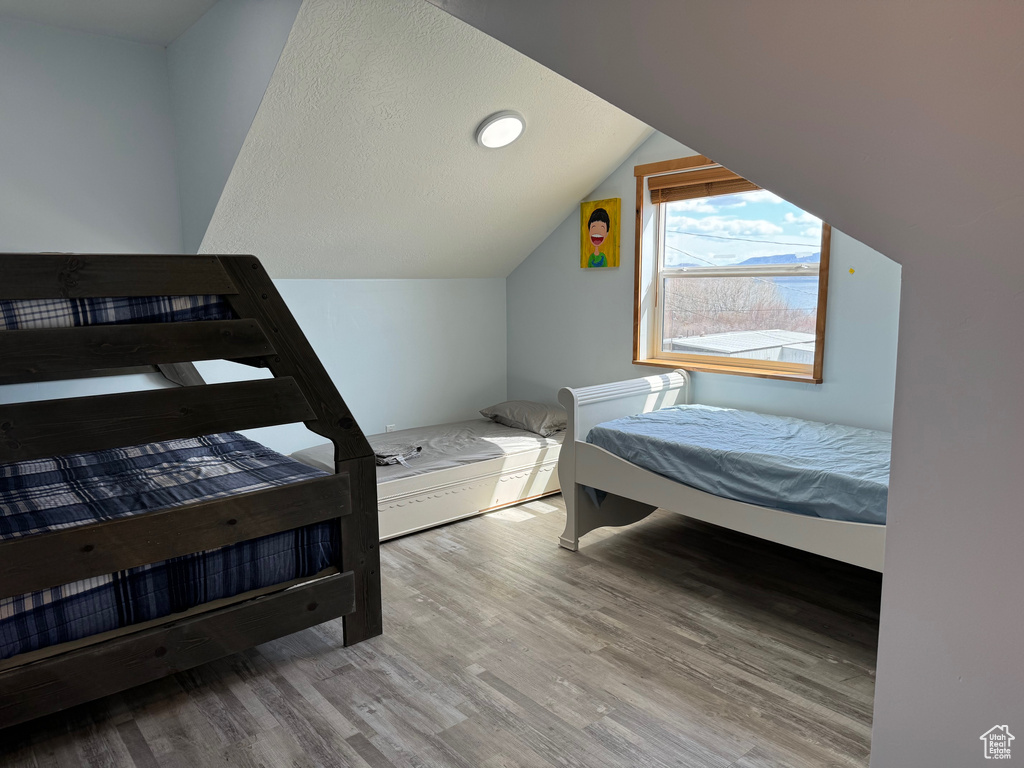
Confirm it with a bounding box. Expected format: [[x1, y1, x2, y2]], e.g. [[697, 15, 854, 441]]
[[476, 110, 525, 148]]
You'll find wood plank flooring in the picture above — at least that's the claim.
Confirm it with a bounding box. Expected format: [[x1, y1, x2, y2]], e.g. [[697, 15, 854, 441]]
[[0, 496, 881, 767]]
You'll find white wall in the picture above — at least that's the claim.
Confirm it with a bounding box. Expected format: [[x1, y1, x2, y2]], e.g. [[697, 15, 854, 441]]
[[428, 3, 1024, 765], [0, 18, 182, 253], [167, 0, 301, 254], [197, 278, 508, 455], [508, 131, 901, 431]]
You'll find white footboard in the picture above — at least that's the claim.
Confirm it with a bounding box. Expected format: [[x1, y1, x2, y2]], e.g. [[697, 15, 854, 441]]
[[557, 371, 690, 550]]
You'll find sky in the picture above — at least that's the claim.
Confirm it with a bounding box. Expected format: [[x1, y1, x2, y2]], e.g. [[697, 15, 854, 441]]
[[663, 189, 823, 267]]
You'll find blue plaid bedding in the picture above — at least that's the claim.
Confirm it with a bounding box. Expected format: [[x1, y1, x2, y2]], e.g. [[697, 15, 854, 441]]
[[0, 433, 335, 660], [0, 294, 233, 331]]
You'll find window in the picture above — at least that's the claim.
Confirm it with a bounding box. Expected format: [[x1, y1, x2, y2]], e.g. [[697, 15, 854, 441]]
[[633, 155, 831, 383]]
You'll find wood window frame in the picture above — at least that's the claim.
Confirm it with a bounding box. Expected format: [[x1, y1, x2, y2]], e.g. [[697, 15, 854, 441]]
[[632, 156, 831, 384]]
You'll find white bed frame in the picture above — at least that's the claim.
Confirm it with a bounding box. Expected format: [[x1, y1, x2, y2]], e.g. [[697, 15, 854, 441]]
[[557, 371, 885, 571], [293, 440, 561, 541], [376, 441, 561, 540]]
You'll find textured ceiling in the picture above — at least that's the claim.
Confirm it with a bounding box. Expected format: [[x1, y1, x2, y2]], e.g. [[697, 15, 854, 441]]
[[0, 0, 217, 46], [200, 0, 651, 279]]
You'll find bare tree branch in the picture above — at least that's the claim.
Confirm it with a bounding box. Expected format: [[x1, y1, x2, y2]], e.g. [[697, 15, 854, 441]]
[[663, 277, 816, 340]]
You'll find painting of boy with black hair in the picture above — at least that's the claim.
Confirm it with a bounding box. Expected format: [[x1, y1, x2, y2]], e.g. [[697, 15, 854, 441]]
[[580, 198, 620, 268]]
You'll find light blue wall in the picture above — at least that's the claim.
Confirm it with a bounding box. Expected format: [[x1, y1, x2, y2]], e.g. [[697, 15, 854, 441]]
[[0, 373, 173, 406], [0, 18, 182, 253], [1, 278, 508, 456], [0, 17, 185, 405], [691, 237, 901, 431], [507, 131, 901, 431], [167, 0, 302, 254], [196, 278, 508, 455]]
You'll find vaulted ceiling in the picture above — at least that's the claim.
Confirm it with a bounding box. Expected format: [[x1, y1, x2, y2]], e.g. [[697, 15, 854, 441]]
[[199, 0, 652, 279], [0, 0, 651, 278]]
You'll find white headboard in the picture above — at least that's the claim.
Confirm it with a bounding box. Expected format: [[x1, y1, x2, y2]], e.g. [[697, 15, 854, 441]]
[[557, 370, 691, 441]]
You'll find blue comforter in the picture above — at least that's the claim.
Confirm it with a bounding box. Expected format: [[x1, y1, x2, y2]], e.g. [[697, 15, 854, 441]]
[[587, 405, 891, 525], [0, 433, 334, 660], [0, 294, 232, 330]]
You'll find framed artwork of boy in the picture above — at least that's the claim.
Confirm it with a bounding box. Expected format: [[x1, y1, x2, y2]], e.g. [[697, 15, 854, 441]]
[[580, 198, 621, 269]]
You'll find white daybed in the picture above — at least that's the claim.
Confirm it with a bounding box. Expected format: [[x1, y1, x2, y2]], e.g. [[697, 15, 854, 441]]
[[293, 419, 562, 540], [557, 371, 886, 572]]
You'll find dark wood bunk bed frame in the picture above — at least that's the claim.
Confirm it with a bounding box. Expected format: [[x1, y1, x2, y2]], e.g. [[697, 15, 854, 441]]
[[0, 253, 382, 730]]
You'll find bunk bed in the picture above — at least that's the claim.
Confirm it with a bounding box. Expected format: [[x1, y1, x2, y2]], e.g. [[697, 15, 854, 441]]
[[557, 371, 888, 571], [0, 253, 382, 730]]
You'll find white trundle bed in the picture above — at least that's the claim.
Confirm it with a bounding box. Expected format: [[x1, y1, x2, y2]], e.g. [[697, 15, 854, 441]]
[[558, 371, 887, 572], [293, 419, 562, 540]]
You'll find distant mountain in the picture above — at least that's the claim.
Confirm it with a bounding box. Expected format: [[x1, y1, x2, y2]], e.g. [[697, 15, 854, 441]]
[[737, 252, 820, 266], [663, 251, 822, 268]]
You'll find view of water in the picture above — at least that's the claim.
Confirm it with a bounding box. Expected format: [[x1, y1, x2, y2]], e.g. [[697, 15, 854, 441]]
[[773, 276, 819, 312]]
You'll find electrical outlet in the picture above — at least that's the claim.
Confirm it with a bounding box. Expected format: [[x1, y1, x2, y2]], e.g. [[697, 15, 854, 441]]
[[385, 424, 396, 433]]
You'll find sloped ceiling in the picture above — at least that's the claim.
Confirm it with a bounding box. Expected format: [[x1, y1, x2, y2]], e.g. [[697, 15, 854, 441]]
[[0, 0, 217, 45], [200, 0, 651, 279]]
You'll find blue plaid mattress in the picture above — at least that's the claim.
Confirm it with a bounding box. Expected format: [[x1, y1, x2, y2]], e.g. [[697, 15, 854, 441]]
[[0, 294, 233, 331], [0, 433, 335, 660]]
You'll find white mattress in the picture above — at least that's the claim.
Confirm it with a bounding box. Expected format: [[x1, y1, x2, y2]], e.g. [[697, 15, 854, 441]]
[[291, 419, 564, 481], [292, 419, 563, 539]]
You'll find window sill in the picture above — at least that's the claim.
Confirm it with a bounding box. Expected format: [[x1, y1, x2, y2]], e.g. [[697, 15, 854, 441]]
[[633, 356, 823, 384]]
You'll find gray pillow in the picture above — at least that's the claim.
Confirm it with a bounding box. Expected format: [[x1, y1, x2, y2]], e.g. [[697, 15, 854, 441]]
[[480, 400, 567, 437]]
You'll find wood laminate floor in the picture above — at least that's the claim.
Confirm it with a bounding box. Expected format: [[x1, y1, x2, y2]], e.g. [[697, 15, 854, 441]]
[[0, 496, 881, 767]]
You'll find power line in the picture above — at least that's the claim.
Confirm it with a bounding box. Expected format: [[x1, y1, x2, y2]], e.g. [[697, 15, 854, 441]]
[[659, 299, 815, 335], [666, 308, 815, 313], [663, 243, 716, 268], [665, 228, 820, 248], [659, 242, 818, 332], [663, 244, 820, 299]]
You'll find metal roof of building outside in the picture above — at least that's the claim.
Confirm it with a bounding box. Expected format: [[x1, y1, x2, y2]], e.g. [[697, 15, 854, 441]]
[[669, 329, 815, 354]]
